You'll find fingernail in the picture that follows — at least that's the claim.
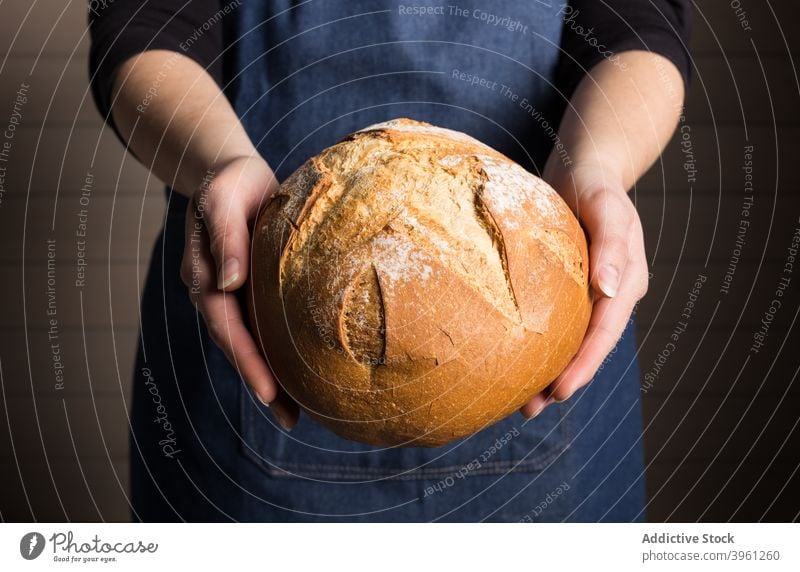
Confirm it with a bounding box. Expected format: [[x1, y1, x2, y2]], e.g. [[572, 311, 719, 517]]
[[526, 408, 543, 420], [598, 264, 620, 298], [553, 391, 573, 403], [218, 258, 239, 290], [526, 398, 552, 420], [257, 393, 270, 407]]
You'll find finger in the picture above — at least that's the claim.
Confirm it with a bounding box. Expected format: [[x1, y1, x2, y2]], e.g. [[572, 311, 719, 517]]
[[188, 221, 289, 424], [269, 386, 300, 432], [204, 294, 298, 431], [578, 187, 634, 299], [204, 286, 299, 432], [520, 391, 551, 419], [201, 190, 252, 292], [180, 197, 206, 302], [202, 288, 282, 409], [206, 298, 298, 432]]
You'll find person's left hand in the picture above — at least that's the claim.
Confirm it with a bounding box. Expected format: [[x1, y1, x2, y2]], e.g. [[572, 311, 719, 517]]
[[520, 162, 649, 418]]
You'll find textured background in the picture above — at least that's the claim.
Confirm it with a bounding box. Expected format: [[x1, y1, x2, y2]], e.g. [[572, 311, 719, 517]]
[[0, 0, 798, 521]]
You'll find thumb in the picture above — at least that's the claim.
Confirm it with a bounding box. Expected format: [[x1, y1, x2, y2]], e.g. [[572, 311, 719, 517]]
[[577, 186, 633, 299]]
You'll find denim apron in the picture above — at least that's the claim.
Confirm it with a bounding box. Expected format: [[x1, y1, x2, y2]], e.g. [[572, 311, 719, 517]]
[[130, 0, 646, 522]]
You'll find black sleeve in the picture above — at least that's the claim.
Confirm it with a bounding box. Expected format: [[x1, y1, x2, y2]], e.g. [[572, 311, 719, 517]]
[[88, 0, 224, 141], [556, 0, 692, 98]]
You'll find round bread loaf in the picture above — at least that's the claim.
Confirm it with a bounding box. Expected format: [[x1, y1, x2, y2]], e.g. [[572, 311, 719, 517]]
[[249, 118, 591, 447]]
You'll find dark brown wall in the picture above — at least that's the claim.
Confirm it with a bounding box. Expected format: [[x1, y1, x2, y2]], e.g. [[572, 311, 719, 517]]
[[0, 0, 798, 521], [635, 1, 800, 521]]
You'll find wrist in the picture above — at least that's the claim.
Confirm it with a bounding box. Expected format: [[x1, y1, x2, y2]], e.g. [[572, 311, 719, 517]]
[[544, 155, 626, 206], [187, 152, 270, 196]]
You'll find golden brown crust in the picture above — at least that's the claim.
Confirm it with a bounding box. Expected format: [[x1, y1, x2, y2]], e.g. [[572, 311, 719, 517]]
[[249, 118, 591, 447]]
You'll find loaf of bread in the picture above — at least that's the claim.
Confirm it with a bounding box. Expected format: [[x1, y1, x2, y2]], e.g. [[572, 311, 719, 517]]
[[249, 118, 591, 447]]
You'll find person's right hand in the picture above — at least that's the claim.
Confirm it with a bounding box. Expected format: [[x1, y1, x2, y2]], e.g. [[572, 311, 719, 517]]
[[179, 154, 299, 431], [520, 161, 649, 418]]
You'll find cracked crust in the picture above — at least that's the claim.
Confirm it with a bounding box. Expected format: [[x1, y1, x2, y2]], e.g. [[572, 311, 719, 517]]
[[249, 118, 591, 447]]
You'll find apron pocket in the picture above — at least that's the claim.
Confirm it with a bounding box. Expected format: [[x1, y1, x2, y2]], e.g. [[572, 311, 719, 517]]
[[240, 387, 571, 482]]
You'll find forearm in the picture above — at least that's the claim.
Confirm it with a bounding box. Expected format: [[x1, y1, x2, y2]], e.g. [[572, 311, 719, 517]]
[[546, 51, 685, 193], [110, 50, 261, 198]]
